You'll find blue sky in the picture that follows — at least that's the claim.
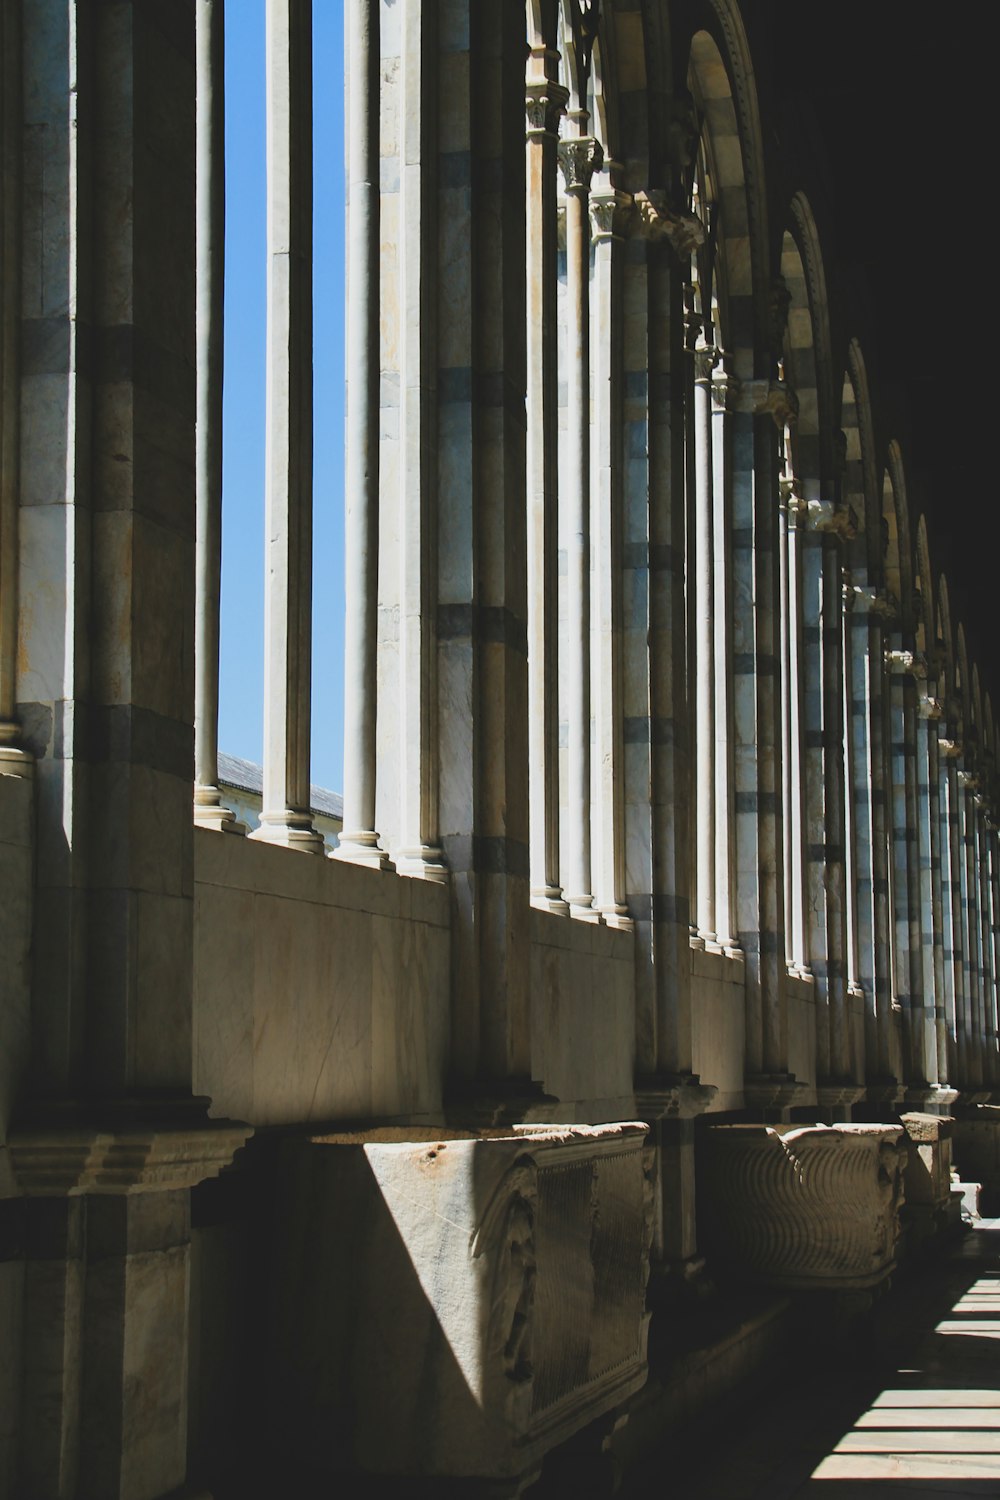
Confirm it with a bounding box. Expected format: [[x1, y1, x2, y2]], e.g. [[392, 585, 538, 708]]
[[219, 3, 346, 793]]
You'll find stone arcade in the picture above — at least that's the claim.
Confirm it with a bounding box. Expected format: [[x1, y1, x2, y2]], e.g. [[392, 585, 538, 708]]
[[1, 2, 998, 1497]]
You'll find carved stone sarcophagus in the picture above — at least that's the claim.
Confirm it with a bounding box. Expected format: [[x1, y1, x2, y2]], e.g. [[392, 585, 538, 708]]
[[699, 1122, 906, 1290], [267, 1122, 652, 1491]]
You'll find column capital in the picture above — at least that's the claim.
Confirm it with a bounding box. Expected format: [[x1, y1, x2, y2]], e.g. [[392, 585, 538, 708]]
[[712, 365, 740, 412], [807, 496, 858, 539], [525, 79, 569, 139], [692, 340, 720, 383], [557, 133, 603, 195], [957, 768, 979, 791], [918, 693, 944, 721], [884, 648, 927, 680], [938, 736, 963, 760], [843, 580, 898, 620], [730, 376, 798, 426], [631, 188, 706, 256], [589, 177, 632, 242]]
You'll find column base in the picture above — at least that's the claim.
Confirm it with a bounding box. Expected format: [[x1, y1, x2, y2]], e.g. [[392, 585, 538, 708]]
[[567, 895, 602, 923], [598, 903, 633, 931], [531, 887, 570, 916], [860, 1077, 906, 1110], [249, 811, 324, 853], [394, 844, 449, 884], [193, 784, 240, 833], [904, 1083, 959, 1113], [334, 829, 393, 870]]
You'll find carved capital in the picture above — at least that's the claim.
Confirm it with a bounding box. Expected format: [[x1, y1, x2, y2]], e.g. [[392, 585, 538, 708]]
[[589, 181, 632, 242], [731, 377, 799, 427], [557, 134, 603, 195], [918, 694, 944, 721], [632, 189, 706, 256], [692, 340, 719, 383], [807, 497, 858, 540], [957, 769, 979, 791], [712, 367, 739, 412], [525, 79, 569, 139], [884, 648, 927, 680], [938, 737, 963, 760]]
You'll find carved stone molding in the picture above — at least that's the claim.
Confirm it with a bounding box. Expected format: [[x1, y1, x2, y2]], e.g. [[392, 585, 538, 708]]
[[700, 1122, 907, 1290], [712, 366, 739, 413], [9, 1116, 253, 1196], [634, 1074, 719, 1122], [743, 1073, 808, 1111], [557, 135, 603, 195], [632, 188, 706, 256]]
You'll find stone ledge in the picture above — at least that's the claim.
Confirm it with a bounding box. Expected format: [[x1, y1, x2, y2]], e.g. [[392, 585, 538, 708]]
[[9, 1111, 252, 1196]]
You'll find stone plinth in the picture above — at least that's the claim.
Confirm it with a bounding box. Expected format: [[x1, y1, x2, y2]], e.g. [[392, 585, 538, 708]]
[[268, 1122, 652, 1492], [900, 1112, 961, 1248], [699, 1123, 906, 1291], [953, 1105, 1000, 1217]]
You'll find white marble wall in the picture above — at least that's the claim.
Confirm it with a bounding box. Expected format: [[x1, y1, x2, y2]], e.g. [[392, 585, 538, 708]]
[[194, 829, 451, 1124]]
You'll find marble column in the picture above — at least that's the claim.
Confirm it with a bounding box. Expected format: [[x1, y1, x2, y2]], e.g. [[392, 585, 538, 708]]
[[590, 169, 631, 928], [692, 338, 719, 949], [338, 0, 388, 868], [780, 485, 808, 973], [525, 20, 567, 913], [194, 0, 235, 832], [0, 0, 30, 778], [394, 0, 446, 882], [943, 745, 971, 1088], [916, 691, 946, 1089], [960, 768, 985, 1089], [558, 124, 602, 923], [438, 3, 533, 1102], [251, 0, 322, 853], [712, 365, 738, 953], [12, 8, 251, 1495]]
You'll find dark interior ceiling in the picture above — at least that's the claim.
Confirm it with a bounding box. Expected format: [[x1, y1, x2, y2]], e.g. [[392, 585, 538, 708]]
[[764, 2, 995, 704]]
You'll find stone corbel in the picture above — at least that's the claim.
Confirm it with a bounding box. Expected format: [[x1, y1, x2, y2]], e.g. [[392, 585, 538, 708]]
[[938, 736, 963, 760], [918, 694, 944, 721], [712, 364, 739, 413], [691, 340, 719, 383], [632, 188, 706, 256], [957, 769, 979, 792], [731, 377, 798, 427]]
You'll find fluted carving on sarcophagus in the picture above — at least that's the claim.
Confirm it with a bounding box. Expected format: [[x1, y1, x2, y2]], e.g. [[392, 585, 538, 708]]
[[698, 1123, 907, 1290], [266, 1122, 651, 1490]]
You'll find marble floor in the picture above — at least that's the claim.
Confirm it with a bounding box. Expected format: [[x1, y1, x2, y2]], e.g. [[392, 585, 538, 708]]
[[623, 1219, 1000, 1499]]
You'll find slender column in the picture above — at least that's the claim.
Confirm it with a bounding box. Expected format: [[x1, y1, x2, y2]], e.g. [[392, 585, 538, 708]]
[[692, 338, 718, 948], [987, 819, 1000, 1092], [194, 0, 235, 830], [976, 795, 996, 1086], [938, 739, 959, 1083], [783, 490, 808, 971], [868, 605, 896, 1086], [902, 670, 929, 1087], [0, 0, 30, 777], [916, 691, 944, 1085], [944, 748, 970, 1086], [960, 768, 985, 1088], [821, 533, 851, 1085], [525, 28, 567, 911], [558, 125, 602, 921], [395, 0, 446, 881], [712, 365, 737, 952], [590, 171, 631, 927], [338, 0, 387, 866], [252, 0, 321, 852]]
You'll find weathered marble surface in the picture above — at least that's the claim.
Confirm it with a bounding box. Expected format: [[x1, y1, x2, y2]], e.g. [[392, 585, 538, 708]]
[[691, 949, 746, 1112], [700, 1122, 906, 1290], [900, 1112, 959, 1246], [193, 827, 451, 1124], [267, 1122, 652, 1486]]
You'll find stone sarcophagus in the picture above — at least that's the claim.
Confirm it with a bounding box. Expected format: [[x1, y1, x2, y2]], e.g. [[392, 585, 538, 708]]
[[900, 1112, 961, 1246], [699, 1123, 906, 1291], [267, 1122, 652, 1492], [953, 1104, 1000, 1216]]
